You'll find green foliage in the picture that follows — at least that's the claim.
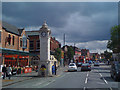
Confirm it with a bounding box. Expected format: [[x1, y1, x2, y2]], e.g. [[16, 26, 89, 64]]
[[67, 46, 74, 60], [104, 50, 112, 60], [107, 25, 120, 53], [54, 48, 61, 62]]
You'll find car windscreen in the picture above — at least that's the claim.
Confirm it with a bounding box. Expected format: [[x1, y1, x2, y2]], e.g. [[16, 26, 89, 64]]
[[82, 64, 88, 66], [69, 64, 75, 66]]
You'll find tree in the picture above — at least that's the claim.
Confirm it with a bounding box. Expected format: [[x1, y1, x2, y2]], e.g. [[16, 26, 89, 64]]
[[54, 48, 61, 62], [67, 46, 74, 60], [107, 25, 120, 53], [104, 50, 112, 60]]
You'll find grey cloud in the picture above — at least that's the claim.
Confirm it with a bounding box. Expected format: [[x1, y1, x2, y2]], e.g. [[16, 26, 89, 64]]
[[2, 2, 118, 53]]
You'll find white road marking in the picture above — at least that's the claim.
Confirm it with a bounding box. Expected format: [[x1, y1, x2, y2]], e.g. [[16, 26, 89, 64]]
[[87, 73, 89, 77], [99, 73, 108, 84], [84, 87, 86, 90], [110, 87, 112, 90], [99, 73, 102, 77], [45, 80, 56, 86], [103, 77, 108, 84], [85, 78, 88, 84]]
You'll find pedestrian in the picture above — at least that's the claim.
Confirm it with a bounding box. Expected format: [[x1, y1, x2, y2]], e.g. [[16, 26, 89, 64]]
[[7, 65, 12, 80], [2, 64, 7, 79], [52, 65, 55, 74]]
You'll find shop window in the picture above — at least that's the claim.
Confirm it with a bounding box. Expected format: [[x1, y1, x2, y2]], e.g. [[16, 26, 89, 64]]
[[36, 40, 40, 50], [30, 41, 34, 50], [13, 36, 15, 45]]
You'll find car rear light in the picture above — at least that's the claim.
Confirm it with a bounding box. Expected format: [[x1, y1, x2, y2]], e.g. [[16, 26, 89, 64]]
[[88, 66, 90, 67]]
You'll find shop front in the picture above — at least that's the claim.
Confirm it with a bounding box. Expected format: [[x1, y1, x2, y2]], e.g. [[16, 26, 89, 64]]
[[2, 48, 30, 67], [4, 55, 29, 67]]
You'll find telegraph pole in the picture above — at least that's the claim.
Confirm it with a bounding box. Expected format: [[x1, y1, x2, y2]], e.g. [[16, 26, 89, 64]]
[[73, 43, 75, 63], [63, 33, 65, 67]]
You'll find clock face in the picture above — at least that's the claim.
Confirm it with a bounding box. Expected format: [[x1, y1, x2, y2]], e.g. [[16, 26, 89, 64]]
[[41, 32, 46, 37]]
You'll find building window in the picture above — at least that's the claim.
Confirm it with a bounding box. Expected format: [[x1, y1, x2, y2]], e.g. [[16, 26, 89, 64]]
[[20, 38, 22, 47], [30, 41, 34, 50], [12, 36, 15, 45], [8, 34, 11, 45], [0, 31, 1, 43], [36, 40, 40, 50]]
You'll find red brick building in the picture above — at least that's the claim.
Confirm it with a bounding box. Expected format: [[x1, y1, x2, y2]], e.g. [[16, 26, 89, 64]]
[[26, 30, 61, 66], [0, 21, 30, 67]]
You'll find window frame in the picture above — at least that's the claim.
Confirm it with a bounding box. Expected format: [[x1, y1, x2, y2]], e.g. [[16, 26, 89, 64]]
[[36, 40, 40, 50], [29, 41, 34, 51]]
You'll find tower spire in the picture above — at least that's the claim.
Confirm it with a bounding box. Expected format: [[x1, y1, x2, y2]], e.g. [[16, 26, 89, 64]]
[[41, 20, 48, 29]]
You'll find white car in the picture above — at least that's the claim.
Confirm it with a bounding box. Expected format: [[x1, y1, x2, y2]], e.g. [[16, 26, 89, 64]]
[[68, 63, 77, 72]]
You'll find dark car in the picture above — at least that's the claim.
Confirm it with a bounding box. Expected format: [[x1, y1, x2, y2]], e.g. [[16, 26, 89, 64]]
[[110, 61, 120, 81], [81, 63, 91, 71], [77, 62, 83, 67]]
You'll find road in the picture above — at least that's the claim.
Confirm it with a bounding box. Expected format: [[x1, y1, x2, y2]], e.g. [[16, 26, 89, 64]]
[[2, 63, 120, 89]]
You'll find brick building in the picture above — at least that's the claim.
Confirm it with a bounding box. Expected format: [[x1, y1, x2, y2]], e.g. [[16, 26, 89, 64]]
[[26, 30, 61, 66], [81, 49, 90, 60], [0, 21, 30, 67]]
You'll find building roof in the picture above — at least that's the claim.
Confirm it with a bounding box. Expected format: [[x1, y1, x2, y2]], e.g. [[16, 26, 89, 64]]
[[26, 30, 39, 36], [2, 21, 21, 35]]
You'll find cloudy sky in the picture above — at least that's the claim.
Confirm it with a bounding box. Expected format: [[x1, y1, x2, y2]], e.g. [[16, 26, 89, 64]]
[[2, 2, 118, 53]]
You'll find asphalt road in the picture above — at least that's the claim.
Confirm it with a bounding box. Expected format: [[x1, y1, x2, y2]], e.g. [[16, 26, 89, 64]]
[[2, 63, 120, 89]]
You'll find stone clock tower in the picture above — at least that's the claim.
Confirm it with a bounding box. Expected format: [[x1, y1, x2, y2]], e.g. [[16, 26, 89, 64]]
[[38, 21, 52, 76]]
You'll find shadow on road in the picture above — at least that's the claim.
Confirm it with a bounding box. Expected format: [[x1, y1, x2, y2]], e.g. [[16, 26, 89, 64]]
[[100, 76, 120, 82], [93, 71, 110, 73]]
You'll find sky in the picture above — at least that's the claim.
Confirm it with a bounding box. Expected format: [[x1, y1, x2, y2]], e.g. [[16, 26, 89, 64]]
[[2, 2, 118, 53]]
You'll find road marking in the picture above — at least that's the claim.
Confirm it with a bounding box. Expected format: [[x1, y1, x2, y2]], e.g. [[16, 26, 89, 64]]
[[99, 73, 108, 84], [99, 73, 102, 77], [110, 87, 112, 90], [45, 80, 56, 86], [84, 87, 86, 90], [103, 77, 108, 84], [87, 73, 89, 77], [85, 78, 88, 84]]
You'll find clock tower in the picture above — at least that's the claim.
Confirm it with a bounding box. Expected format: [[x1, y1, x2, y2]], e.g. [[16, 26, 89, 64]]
[[38, 21, 52, 76]]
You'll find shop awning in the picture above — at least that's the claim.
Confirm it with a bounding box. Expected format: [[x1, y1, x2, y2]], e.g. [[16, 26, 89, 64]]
[[0, 48, 37, 56]]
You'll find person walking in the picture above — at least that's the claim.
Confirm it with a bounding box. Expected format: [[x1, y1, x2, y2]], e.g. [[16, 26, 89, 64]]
[[2, 65, 7, 79], [7, 65, 12, 80]]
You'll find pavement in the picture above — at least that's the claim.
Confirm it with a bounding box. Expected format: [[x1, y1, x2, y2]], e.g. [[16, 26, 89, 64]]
[[2, 66, 68, 87]]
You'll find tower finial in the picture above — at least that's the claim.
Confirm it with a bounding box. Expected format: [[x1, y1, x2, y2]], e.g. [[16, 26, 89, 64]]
[[43, 20, 47, 26]]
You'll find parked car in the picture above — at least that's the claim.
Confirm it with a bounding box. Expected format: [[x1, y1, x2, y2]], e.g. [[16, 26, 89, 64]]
[[110, 61, 120, 81], [94, 62, 99, 66], [81, 63, 91, 71], [68, 63, 77, 72], [77, 62, 83, 67]]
